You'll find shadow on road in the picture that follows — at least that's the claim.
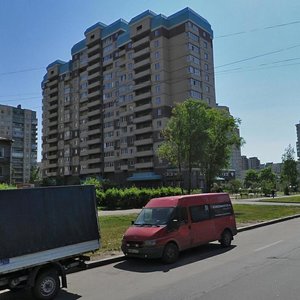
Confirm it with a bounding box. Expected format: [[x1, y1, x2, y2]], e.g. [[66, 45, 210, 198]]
[[0, 289, 81, 300], [114, 243, 236, 273]]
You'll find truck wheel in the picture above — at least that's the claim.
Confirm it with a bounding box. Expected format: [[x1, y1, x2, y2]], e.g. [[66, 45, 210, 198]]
[[32, 270, 60, 300], [162, 243, 179, 264], [220, 230, 232, 247]]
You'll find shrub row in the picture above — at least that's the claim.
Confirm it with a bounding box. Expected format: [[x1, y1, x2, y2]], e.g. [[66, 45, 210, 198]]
[[96, 186, 183, 209]]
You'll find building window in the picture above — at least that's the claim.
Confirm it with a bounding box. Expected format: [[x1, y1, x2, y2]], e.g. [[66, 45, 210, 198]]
[[190, 79, 201, 88], [154, 29, 160, 37], [188, 66, 201, 76], [155, 97, 161, 104], [0, 147, 4, 158], [154, 62, 160, 70], [155, 74, 160, 81], [137, 25, 142, 31], [205, 64, 209, 71], [187, 32, 199, 42], [155, 51, 160, 59], [203, 41, 208, 48], [205, 74, 209, 82], [188, 43, 200, 53], [187, 55, 200, 65], [155, 85, 160, 93], [205, 86, 210, 93], [190, 90, 201, 99], [157, 108, 162, 116], [154, 40, 159, 48], [157, 120, 162, 127], [204, 53, 208, 60]]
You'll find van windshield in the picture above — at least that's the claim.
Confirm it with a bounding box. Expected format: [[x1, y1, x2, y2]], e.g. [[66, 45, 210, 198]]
[[134, 207, 175, 226]]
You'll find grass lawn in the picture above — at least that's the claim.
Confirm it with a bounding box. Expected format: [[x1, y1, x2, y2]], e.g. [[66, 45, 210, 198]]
[[234, 204, 300, 224], [259, 195, 300, 204], [92, 205, 300, 258]]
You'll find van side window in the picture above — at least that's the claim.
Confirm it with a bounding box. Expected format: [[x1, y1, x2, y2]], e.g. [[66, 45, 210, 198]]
[[190, 205, 210, 223], [179, 207, 188, 224], [210, 203, 233, 217]]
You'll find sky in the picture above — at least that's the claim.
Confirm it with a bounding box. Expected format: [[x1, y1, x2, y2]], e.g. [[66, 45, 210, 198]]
[[0, 0, 299, 164]]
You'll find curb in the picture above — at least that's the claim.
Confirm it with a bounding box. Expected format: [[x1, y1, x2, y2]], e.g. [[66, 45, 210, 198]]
[[237, 213, 300, 232], [87, 213, 300, 269]]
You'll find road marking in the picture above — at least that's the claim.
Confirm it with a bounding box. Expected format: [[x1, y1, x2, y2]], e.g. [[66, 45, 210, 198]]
[[254, 240, 283, 252]]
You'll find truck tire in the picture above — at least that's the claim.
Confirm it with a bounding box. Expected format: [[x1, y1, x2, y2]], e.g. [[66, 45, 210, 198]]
[[220, 230, 232, 247], [162, 243, 179, 264], [32, 270, 60, 300]]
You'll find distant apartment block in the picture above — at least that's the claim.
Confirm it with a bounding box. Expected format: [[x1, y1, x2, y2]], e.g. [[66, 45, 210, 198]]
[[42, 7, 216, 185], [241, 155, 249, 170], [248, 157, 260, 170], [0, 137, 13, 183], [296, 122, 300, 160], [0, 104, 37, 183]]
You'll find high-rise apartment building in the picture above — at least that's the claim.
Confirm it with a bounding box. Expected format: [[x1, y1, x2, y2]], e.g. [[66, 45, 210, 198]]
[[0, 104, 37, 183], [42, 7, 216, 185]]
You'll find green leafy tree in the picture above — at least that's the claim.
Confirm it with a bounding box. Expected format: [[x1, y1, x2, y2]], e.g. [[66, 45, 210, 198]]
[[200, 108, 241, 192], [281, 145, 299, 194], [158, 99, 210, 193], [259, 167, 276, 196], [29, 166, 41, 184], [244, 169, 259, 189], [225, 179, 242, 194], [158, 99, 242, 193]]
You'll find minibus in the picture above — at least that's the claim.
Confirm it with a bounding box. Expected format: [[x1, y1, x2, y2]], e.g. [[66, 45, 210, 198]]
[[122, 193, 237, 263]]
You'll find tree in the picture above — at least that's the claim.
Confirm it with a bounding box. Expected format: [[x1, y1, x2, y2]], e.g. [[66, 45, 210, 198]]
[[259, 167, 276, 196], [158, 99, 242, 193], [244, 169, 259, 189], [157, 99, 210, 193], [200, 108, 241, 192], [281, 145, 298, 194], [29, 166, 41, 185]]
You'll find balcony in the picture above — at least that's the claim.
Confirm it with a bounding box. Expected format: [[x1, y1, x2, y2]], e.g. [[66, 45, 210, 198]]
[[135, 161, 154, 169], [121, 164, 128, 171], [134, 91, 151, 102], [136, 150, 154, 157], [133, 47, 150, 59], [88, 52, 101, 63], [135, 103, 152, 112], [87, 43, 101, 54], [88, 70, 101, 80], [133, 69, 151, 80], [80, 167, 101, 175], [134, 114, 152, 123], [133, 58, 150, 70], [88, 90, 101, 99], [134, 137, 153, 146], [132, 36, 150, 48], [135, 126, 152, 135], [87, 108, 101, 118], [87, 138, 101, 145], [86, 157, 101, 165], [134, 80, 151, 91], [88, 81, 101, 89], [87, 62, 101, 72], [87, 119, 101, 127], [86, 148, 101, 155]]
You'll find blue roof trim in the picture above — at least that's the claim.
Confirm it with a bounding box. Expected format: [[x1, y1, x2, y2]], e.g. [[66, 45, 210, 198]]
[[71, 39, 86, 55], [129, 10, 157, 25], [47, 60, 66, 69], [167, 7, 213, 37], [59, 61, 72, 74], [102, 19, 129, 39], [84, 21, 107, 35], [151, 14, 169, 29], [127, 172, 162, 181], [117, 31, 130, 47]]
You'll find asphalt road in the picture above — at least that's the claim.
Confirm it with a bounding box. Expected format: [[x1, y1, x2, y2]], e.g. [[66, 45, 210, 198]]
[[2, 218, 300, 300]]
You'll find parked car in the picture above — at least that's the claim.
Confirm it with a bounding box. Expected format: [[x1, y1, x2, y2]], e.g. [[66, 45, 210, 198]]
[[122, 193, 237, 263]]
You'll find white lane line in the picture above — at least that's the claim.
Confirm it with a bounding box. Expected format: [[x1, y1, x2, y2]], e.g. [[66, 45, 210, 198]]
[[254, 240, 283, 252]]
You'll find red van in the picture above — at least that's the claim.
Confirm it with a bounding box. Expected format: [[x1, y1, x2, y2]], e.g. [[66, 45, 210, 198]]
[[121, 193, 237, 263]]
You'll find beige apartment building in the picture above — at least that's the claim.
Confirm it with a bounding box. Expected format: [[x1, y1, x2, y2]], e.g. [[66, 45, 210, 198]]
[[42, 7, 217, 186]]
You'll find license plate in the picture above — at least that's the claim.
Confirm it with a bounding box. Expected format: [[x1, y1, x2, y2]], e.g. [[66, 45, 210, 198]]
[[128, 249, 139, 254]]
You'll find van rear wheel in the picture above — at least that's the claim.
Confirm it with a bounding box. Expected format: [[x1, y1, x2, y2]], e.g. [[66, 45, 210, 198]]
[[162, 243, 179, 264], [220, 230, 232, 247]]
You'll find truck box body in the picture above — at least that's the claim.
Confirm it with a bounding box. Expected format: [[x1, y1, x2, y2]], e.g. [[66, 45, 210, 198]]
[[0, 185, 100, 275]]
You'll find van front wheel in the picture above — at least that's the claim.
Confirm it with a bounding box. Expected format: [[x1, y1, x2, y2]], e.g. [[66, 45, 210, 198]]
[[162, 243, 179, 264], [220, 230, 232, 247]]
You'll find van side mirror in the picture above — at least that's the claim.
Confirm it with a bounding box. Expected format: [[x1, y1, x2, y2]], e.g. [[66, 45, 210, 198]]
[[169, 219, 180, 230]]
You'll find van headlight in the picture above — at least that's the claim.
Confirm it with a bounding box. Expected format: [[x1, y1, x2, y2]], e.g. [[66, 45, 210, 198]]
[[144, 240, 157, 246]]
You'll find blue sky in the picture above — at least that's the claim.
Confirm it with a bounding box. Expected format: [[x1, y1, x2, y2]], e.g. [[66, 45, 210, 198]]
[[0, 0, 299, 163]]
